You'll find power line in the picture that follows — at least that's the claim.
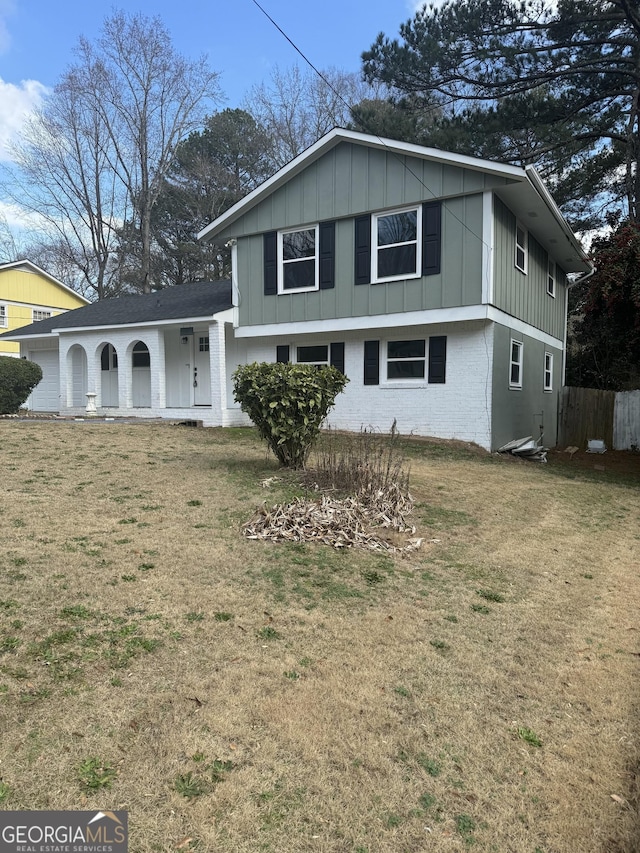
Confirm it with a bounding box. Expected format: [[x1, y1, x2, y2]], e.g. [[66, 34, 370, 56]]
[[248, 0, 490, 251]]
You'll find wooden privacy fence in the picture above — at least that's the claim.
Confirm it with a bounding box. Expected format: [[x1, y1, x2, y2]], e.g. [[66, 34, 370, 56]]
[[558, 387, 640, 450]]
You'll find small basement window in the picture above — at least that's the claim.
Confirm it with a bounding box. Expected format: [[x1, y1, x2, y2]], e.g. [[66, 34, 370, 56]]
[[544, 351, 553, 391], [510, 340, 523, 388]]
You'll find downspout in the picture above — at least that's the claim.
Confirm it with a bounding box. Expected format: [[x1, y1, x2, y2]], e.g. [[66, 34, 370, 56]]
[[226, 239, 239, 329]]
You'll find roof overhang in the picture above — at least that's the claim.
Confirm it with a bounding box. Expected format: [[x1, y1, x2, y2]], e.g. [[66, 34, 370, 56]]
[[1, 308, 234, 342]]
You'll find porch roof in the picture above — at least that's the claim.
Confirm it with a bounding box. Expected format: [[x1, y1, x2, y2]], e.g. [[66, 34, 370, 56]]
[[0, 280, 232, 341]]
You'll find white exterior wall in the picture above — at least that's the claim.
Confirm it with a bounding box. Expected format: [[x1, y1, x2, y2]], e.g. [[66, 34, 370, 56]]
[[241, 321, 494, 449], [54, 322, 230, 425]]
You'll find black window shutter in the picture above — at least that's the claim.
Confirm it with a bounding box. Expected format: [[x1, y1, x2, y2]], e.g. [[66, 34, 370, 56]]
[[363, 340, 380, 385], [354, 215, 371, 285], [264, 231, 277, 295], [276, 345, 290, 363], [319, 221, 335, 290], [422, 201, 441, 276], [428, 335, 447, 383], [330, 342, 345, 375]]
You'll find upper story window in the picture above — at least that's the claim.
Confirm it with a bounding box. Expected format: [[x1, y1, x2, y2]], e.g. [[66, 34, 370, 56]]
[[278, 226, 319, 293], [373, 206, 421, 283], [355, 201, 441, 286], [0, 305, 6, 327], [515, 223, 528, 274], [547, 259, 556, 297], [32, 309, 52, 322], [510, 339, 523, 388]]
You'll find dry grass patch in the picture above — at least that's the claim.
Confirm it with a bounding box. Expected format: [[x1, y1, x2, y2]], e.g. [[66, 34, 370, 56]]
[[0, 422, 639, 852]]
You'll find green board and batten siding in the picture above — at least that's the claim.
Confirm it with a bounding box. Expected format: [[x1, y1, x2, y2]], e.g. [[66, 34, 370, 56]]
[[493, 196, 567, 340], [215, 142, 505, 328], [491, 323, 563, 449]]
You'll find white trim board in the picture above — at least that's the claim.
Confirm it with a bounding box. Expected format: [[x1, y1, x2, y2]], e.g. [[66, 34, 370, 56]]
[[234, 305, 564, 349]]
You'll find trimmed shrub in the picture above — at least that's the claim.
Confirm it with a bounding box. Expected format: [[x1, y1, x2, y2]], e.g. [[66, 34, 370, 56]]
[[0, 356, 43, 414], [233, 362, 349, 469]]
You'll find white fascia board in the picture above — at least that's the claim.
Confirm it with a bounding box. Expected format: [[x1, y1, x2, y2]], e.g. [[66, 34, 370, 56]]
[[233, 304, 563, 349], [1, 331, 59, 342], [5, 310, 234, 341], [198, 128, 528, 242], [525, 166, 593, 269], [55, 314, 226, 335]]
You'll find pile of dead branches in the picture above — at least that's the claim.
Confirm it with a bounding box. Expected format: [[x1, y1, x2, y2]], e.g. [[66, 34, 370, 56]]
[[242, 487, 422, 552]]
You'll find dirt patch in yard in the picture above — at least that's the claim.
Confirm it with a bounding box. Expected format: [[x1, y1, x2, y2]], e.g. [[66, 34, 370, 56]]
[[547, 446, 640, 480]]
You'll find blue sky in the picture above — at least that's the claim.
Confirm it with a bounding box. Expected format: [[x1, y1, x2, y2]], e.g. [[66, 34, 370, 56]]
[[0, 0, 423, 157]]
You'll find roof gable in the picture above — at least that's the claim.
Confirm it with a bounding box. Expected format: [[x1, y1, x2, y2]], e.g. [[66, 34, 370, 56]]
[[198, 128, 591, 274], [0, 259, 91, 304]]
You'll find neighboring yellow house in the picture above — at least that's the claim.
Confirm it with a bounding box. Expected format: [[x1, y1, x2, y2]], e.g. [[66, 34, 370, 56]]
[[0, 260, 90, 357]]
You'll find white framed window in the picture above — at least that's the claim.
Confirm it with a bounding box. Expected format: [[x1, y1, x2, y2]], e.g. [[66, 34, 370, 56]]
[[296, 344, 329, 367], [544, 351, 553, 392], [199, 336, 210, 352], [32, 309, 52, 322], [373, 206, 422, 283], [100, 343, 118, 371], [0, 304, 6, 327], [515, 223, 528, 273], [278, 225, 319, 293], [386, 339, 426, 380], [547, 259, 556, 297], [132, 341, 150, 368], [510, 339, 523, 388]]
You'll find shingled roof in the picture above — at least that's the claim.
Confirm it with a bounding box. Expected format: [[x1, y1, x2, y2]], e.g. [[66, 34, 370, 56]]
[[0, 280, 233, 340]]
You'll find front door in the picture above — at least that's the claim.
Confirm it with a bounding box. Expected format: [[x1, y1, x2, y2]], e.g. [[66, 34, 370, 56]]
[[193, 334, 211, 406]]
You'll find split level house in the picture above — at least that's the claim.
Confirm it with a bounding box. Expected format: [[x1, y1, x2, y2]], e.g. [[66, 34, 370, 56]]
[[1, 130, 593, 449]]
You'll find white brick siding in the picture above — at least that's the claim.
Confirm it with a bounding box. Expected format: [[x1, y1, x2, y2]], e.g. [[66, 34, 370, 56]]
[[242, 320, 494, 450]]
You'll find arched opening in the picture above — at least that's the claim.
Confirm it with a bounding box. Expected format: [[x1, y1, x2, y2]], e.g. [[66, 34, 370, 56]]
[[100, 343, 119, 407], [132, 341, 151, 407]]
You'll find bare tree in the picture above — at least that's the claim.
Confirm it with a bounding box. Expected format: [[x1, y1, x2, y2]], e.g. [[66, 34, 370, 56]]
[[244, 65, 378, 168], [3, 68, 127, 299], [1, 10, 221, 298], [75, 11, 222, 293]]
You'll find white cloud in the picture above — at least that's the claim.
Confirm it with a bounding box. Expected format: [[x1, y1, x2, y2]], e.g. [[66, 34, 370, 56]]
[[0, 198, 45, 230], [0, 77, 48, 161]]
